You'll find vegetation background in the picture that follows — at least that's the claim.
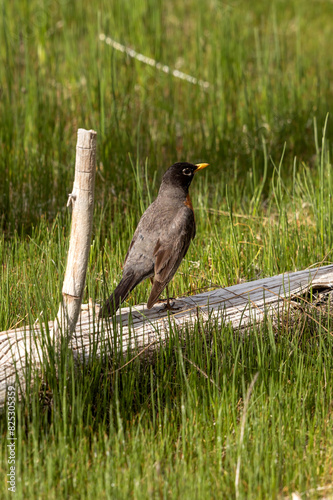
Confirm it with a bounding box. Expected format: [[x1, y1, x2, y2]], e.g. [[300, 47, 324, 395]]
[[0, 0, 332, 498]]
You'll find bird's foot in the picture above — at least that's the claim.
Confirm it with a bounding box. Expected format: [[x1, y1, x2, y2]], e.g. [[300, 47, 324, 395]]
[[156, 298, 181, 311]]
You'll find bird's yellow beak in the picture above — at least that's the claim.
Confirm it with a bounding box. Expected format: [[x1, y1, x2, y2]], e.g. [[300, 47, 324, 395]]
[[195, 163, 209, 172]]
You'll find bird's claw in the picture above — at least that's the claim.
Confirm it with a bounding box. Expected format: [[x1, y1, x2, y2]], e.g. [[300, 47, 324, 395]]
[[157, 299, 181, 312]]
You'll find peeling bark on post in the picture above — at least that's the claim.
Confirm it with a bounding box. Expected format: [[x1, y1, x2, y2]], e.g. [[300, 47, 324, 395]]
[[54, 128, 97, 343]]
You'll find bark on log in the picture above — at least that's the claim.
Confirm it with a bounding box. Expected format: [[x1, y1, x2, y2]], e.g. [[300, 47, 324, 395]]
[[1, 263, 333, 409]]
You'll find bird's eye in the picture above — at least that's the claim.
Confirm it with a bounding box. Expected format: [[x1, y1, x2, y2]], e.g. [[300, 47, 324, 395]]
[[182, 168, 192, 176]]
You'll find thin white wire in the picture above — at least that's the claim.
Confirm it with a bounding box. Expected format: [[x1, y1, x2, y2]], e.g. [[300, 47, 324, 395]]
[[99, 33, 210, 90]]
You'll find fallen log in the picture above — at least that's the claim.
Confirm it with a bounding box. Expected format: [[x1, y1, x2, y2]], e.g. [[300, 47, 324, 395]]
[[1, 263, 333, 408]]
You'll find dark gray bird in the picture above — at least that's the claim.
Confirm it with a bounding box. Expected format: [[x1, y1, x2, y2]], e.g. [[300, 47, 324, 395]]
[[100, 161, 209, 317]]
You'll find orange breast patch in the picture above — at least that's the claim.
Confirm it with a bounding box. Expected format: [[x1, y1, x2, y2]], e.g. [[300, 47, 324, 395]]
[[184, 193, 194, 212]]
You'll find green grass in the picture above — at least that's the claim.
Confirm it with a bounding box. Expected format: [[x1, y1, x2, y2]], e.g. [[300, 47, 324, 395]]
[[1, 0, 333, 498]]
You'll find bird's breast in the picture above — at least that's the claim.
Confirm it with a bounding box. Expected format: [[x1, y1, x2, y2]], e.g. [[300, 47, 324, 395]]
[[184, 193, 194, 212]]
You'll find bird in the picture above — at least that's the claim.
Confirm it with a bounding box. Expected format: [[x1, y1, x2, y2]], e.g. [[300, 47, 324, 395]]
[[100, 161, 209, 318]]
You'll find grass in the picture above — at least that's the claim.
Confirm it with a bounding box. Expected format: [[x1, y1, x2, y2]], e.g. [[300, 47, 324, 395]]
[[1, 0, 333, 497]]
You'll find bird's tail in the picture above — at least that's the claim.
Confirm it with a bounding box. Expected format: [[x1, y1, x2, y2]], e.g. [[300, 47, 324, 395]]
[[99, 273, 137, 318]]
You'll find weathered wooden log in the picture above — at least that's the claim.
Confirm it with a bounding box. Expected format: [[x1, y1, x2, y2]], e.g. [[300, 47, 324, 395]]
[[1, 263, 333, 408]]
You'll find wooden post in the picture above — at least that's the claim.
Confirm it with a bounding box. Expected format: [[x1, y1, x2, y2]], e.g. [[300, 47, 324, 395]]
[[54, 129, 97, 343]]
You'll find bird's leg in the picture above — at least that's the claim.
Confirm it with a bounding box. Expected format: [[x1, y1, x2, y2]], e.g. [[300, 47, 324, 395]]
[[150, 280, 181, 311], [161, 285, 181, 311], [165, 285, 176, 310], [166, 285, 171, 309]]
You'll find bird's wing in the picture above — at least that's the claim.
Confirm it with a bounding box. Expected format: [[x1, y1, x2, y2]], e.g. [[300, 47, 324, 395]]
[[123, 200, 158, 267], [147, 209, 195, 308]]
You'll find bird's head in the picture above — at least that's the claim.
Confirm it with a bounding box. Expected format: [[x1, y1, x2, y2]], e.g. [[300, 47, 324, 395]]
[[160, 162, 209, 193]]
